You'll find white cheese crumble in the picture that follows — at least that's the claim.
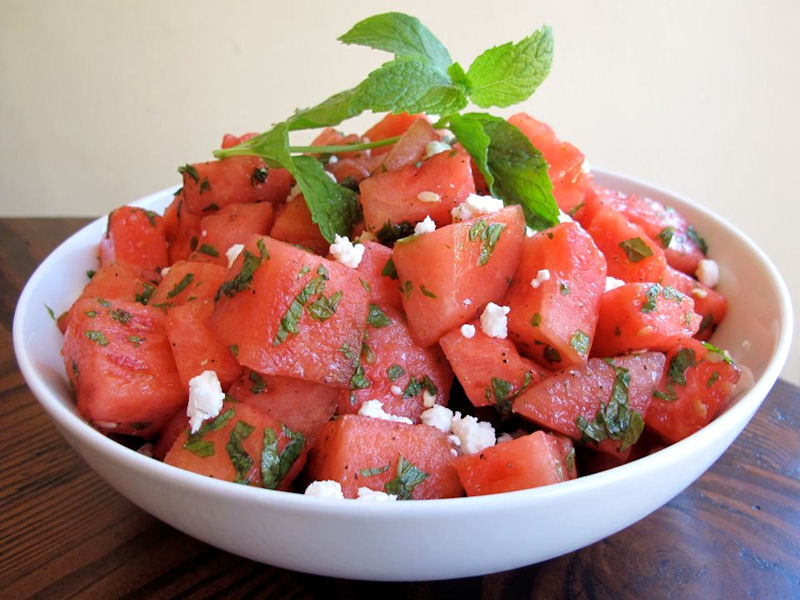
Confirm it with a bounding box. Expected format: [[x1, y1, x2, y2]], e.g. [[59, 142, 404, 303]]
[[416, 190, 441, 203], [413, 215, 436, 235], [288, 184, 302, 201], [304, 480, 344, 499], [422, 388, 437, 408], [605, 276, 626, 292], [186, 370, 225, 434], [460, 323, 476, 339], [225, 243, 245, 268], [358, 399, 413, 424], [420, 404, 454, 432], [451, 193, 505, 221], [480, 302, 510, 339], [327, 155, 339, 164], [451, 412, 496, 454], [530, 269, 551, 289], [525, 226, 536, 238], [329, 234, 365, 269], [496, 433, 514, 444], [160, 266, 171, 277], [695, 259, 720, 288], [691, 286, 708, 299], [424, 140, 452, 159], [557, 210, 574, 223], [356, 487, 398, 501], [390, 385, 403, 396]]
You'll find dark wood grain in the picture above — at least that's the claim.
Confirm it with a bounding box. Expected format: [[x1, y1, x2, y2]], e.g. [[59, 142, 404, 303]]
[[2, 218, 798, 599]]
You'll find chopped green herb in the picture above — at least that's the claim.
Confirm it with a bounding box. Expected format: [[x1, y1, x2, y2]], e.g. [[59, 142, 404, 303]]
[[667, 348, 697, 387], [135, 284, 155, 305], [190, 235, 199, 251], [71, 360, 79, 380], [707, 372, 720, 387], [261, 425, 305, 490], [97, 298, 111, 308], [697, 313, 714, 336], [202, 202, 219, 212], [217, 250, 264, 300], [350, 361, 370, 389], [619, 237, 654, 263], [377, 220, 414, 246], [273, 265, 333, 344], [559, 282, 571, 296], [183, 407, 235, 459], [84, 310, 98, 317], [530, 312, 542, 327], [687, 226, 708, 255], [381, 258, 399, 280], [229, 344, 239, 358], [420, 375, 438, 396], [109, 308, 133, 324], [178, 163, 199, 182], [85, 330, 109, 346], [384, 456, 428, 500], [642, 284, 661, 313], [652, 389, 677, 402], [468, 219, 506, 266], [569, 330, 590, 356], [420, 285, 437, 298], [249, 371, 268, 394], [306, 289, 343, 321], [657, 226, 674, 248], [359, 465, 390, 477], [367, 303, 392, 328], [44, 304, 56, 320], [487, 372, 532, 415], [251, 166, 269, 185], [568, 200, 585, 218], [701, 341, 734, 365], [226, 420, 256, 484], [127, 335, 143, 346], [198, 244, 219, 257], [361, 340, 377, 365], [129, 421, 151, 431], [360, 278, 371, 293], [257, 238, 270, 259], [167, 273, 194, 298], [143, 209, 159, 227], [662, 286, 682, 302], [402, 280, 413, 298], [576, 361, 643, 450], [387, 364, 406, 381], [402, 377, 423, 398], [86, 269, 96, 279]]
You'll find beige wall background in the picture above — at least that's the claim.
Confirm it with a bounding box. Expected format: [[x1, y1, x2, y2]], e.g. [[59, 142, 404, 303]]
[[2, 0, 798, 383]]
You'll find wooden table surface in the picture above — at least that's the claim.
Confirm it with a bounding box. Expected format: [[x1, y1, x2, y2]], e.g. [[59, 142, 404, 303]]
[[1, 218, 798, 599]]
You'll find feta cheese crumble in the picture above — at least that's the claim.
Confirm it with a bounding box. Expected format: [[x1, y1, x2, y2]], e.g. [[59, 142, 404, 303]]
[[329, 234, 365, 269], [480, 302, 510, 339], [186, 370, 225, 433], [358, 399, 413, 424], [413, 215, 436, 235], [422, 388, 437, 408], [356, 487, 398, 501], [160, 266, 171, 277], [416, 191, 441, 203], [304, 480, 344, 499], [451, 193, 504, 221], [557, 210, 574, 223], [420, 404, 454, 432], [225, 243, 245, 268], [530, 269, 551, 289], [460, 323, 476, 339], [450, 412, 496, 454], [525, 226, 536, 238], [605, 276, 625, 292], [424, 140, 452, 159], [695, 259, 720, 288]]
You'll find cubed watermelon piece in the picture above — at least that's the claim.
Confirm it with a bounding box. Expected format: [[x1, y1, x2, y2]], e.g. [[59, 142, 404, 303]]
[[513, 353, 666, 456], [165, 298, 242, 390], [306, 414, 463, 499], [392, 205, 526, 347], [360, 147, 475, 236], [354, 241, 404, 313], [362, 112, 421, 155], [592, 282, 701, 357], [150, 261, 228, 308], [665, 266, 727, 341], [438, 320, 548, 413], [379, 117, 439, 171], [227, 369, 338, 447], [585, 206, 669, 284], [188, 202, 275, 266], [453, 431, 576, 496], [164, 401, 307, 490], [337, 305, 453, 422], [63, 297, 185, 438], [505, 222, 607, 369], [99, 205, 169, 282], [270, 194, 330, 255], [646, 339, 741, 443], [209, 236, 369, 386]]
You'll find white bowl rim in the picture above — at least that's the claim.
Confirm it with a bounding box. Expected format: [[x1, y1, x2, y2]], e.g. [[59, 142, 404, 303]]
[[12, 167, 794, 519]]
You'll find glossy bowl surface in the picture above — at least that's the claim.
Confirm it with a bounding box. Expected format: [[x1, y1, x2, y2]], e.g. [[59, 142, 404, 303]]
[[13, 170, 793, 581]]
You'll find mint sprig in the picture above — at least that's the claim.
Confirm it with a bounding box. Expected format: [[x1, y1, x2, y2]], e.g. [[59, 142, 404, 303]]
[[213, 12, 558, 240]]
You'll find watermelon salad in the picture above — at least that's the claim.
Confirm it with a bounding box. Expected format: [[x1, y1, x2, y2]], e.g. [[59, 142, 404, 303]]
[[54, 13, 742, 501]]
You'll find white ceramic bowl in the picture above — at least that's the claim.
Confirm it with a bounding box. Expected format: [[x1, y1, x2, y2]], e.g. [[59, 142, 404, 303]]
[[13, 170, 793, 581]]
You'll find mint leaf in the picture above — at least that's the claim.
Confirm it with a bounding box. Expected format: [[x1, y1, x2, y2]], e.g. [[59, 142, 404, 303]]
[[218, 121, 291, 169], [338, 12, 452, 73], [291, 155, 359, 242], [448, 113, 494, 189], [354, 57, 467, 116], [288, 88, 361, 131], [454, 113, 557, 229], [467, 26, 553, 108]]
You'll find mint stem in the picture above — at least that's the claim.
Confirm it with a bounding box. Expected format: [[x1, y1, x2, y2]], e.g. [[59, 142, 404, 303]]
[[213, 136, 400, 160]]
